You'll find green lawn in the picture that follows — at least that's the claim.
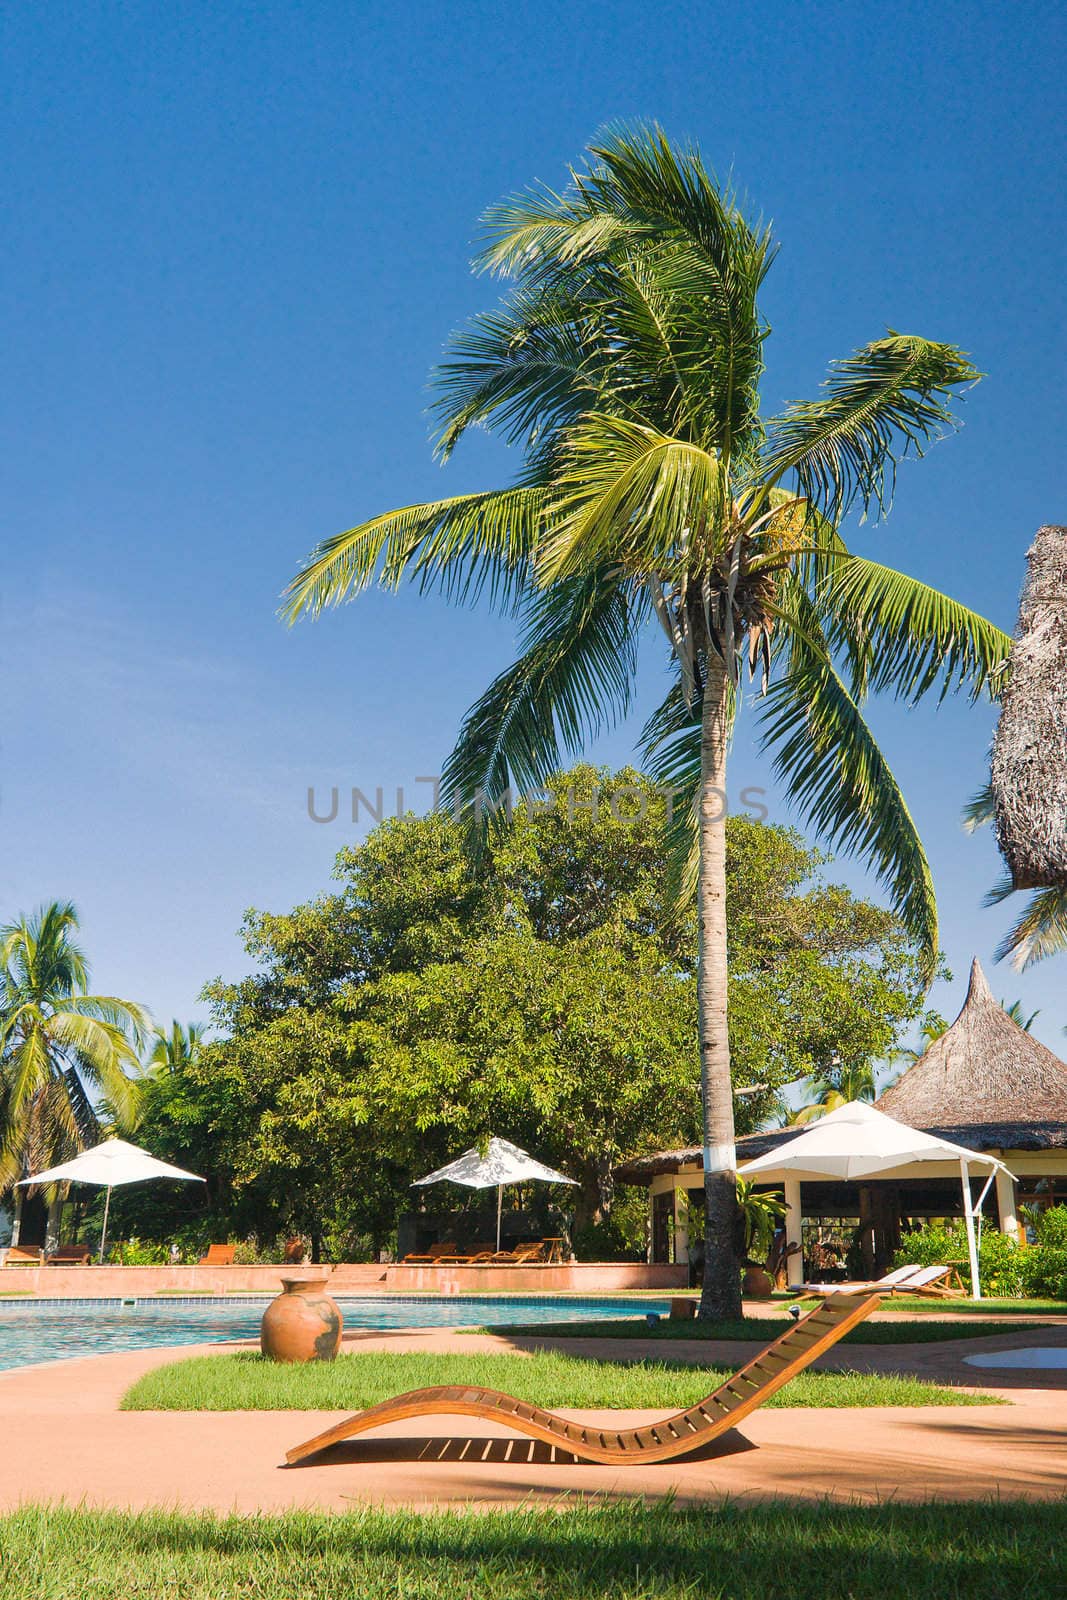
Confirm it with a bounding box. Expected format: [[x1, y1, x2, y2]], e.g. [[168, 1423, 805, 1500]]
[[2, 1501, 1064, 1600], [487, 1314, 1050, 1343], [873, 1297, 1067, 1317], [122, 1347, 993, 1412]]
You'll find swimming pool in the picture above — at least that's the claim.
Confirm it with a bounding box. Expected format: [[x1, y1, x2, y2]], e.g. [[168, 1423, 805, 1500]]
[[0, 1295, 669, 1373]]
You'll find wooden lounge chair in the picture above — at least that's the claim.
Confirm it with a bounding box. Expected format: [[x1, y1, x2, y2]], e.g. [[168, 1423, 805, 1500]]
[[807, 1263, 965, 1298], [487, 1242, 546, 1265], [402, 1242, 461, 1264], [199, 1243, 236, 1266], [3, 1245, 43, 1266], [286, 1290, 881, 1467], [46, 1243, 91, 1265]]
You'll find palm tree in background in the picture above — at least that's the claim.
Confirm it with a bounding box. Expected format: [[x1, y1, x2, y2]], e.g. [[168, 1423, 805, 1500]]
[[791, 1059, 878, 1124], [147, 1021, 207, 1077], [0, 902, 149, 1249], [286, 128, 1011, 1315]]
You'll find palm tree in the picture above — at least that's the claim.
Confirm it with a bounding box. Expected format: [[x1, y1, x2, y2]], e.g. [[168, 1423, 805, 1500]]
[[285, 128, 1011, 1316], [147, 1021, 206, 1077], [1002, 999, 1040, 1031], [889, 1016, 949, 1068], [0, 902, 149, 1249], [791, 1059, 877, 1124]]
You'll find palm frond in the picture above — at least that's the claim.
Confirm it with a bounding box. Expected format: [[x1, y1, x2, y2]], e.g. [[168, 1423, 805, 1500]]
[[758, 590, 938, 973], [440, 569, 643, 831], [283, 487, 547, 622], [537, 414, 725, 583], [992, 886, 1067, 970], [818, 556, 1012, 703], [761, 334, 979, 524], [962, 782, 996, 833]]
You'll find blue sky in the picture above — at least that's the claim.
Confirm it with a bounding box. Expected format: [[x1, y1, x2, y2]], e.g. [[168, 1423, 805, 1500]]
[[3, 0, 1065, 1050]]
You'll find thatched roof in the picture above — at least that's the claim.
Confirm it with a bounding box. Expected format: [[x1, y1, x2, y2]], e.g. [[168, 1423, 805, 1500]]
[[875, 956, 1067, 1126], [991, 525, 1067, 890], [616, 959, 1067, 1182]]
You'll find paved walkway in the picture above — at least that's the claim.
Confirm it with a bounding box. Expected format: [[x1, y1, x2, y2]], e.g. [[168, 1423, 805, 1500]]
[[1, 1323, 1065, 1512]]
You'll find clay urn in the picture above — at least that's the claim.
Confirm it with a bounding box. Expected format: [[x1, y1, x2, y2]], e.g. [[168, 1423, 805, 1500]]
[[260, 1276, 343, 1362]]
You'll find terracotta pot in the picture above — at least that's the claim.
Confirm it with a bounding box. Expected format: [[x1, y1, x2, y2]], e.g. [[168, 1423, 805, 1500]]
[[260, 1277, 343, 1363], [742, 1266, 774, 1300]]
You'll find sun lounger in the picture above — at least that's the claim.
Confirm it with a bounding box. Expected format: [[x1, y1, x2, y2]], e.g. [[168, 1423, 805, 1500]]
[[806, 1263, 965, 1298], [3, 1245, 43, 1265], [46, 1243, 91, 1265], [198, 1243, 236, 1266], [286, 1290, 881, 1467], [487, 1242, 546, 1265]]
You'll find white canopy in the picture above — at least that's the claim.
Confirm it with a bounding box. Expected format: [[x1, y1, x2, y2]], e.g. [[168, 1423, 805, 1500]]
[[18, 1138, 204, 1262], [739, 1101, 1010, 1299], [413, 1137, 575, 1251]]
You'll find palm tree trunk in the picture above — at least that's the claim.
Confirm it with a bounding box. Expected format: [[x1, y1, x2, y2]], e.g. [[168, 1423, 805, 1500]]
[[10, 1190, 23, 1247], [696, 655, 742, 1319]]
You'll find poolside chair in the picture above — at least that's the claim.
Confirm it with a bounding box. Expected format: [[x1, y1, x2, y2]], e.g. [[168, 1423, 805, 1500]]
[[3, 1245, 43, 1266], [806, 1263, 964, 1298], [199, 1243, 236, 1266], [286, 1290, 881, 1468], [486, 1242, 546, 1265], [45, 1243, 91, 1265]]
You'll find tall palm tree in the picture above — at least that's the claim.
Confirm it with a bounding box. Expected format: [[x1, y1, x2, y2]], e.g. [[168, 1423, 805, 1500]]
[[0, 902, 149, 1248], [285, 128, 1011, 1315]]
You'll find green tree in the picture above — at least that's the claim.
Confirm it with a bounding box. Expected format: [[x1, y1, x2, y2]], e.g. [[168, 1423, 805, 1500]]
[[0, 902, 149, 1249], [131, 775, 931, 1257], [286, 129, 1009, 1312]]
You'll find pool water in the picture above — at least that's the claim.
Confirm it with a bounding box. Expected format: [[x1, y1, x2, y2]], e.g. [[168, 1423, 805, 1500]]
[[963, 1346, 1067, 1369], [0, 1295, 669, 1373]]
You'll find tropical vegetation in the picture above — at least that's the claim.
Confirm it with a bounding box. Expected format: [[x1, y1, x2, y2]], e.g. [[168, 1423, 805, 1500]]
[[122, 770, 934, 1259], [0, 902, 148, 1250], [285, 126, 1011, 1314]]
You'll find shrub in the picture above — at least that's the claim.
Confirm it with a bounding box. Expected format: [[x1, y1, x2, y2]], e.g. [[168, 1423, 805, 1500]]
[[894, 1220, 1023, 1297]]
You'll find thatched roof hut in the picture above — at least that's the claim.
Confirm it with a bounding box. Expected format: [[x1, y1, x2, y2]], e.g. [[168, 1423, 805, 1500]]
[[874, 956, 1067, 1143], [991, 524, 1067, 890]]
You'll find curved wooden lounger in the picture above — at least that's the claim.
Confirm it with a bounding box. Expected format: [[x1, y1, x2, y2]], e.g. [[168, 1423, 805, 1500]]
[[286, 1290, 881, 1468]]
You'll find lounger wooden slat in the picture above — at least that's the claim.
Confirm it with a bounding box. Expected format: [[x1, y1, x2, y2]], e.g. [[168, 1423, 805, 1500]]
[[285, 1291, 881, 1468]]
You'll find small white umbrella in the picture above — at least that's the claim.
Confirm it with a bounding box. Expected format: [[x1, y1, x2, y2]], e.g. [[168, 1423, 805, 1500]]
[[738, 1101, 1011, 1298], [18, 1139, 204, 1262], [413, 1137, 576, 1252]]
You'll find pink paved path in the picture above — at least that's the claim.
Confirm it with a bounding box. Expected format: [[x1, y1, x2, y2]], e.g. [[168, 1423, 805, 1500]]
[[1, 1325, 1065, 1512]]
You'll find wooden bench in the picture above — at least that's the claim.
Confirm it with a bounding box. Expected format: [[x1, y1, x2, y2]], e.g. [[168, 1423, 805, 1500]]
[[3, 1245, 43, 1266], [46, 1244, 91, 1265]]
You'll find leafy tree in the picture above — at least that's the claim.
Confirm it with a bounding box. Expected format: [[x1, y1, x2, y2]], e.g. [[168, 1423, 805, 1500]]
[[285, 128, 1010, 1313], [131, 773, 931, 1256], [0, 902, 148, 1249]]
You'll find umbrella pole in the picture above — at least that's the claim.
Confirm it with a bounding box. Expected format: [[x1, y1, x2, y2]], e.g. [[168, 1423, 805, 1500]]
[[960, 1159, 981, 1300], [496, 1185, 502, 1253], [99, 1185, 112, 1265]]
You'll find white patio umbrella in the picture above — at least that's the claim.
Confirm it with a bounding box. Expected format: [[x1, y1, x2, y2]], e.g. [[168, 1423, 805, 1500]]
[[738, 1101, 1011, 1299], [413, 1137, 576, 1252], [18, 1138, 204, 1262]]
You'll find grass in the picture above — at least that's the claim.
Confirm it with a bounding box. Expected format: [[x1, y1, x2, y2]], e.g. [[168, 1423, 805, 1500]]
[[2, 1501, 1065, 1600], [121, 1347, 993, 1412], [875, 1297, 1067, 1317], [487, 1314, 1050, 1343]]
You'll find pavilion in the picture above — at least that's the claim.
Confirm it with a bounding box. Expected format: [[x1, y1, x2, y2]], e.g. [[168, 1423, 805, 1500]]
[[616, 958, 1067, 1282]]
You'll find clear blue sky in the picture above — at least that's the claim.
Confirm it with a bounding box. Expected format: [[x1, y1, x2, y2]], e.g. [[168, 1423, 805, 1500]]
[[3, 0, 1065, 1050]]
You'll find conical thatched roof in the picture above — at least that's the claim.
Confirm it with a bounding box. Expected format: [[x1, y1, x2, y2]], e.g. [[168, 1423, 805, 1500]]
[[991, 524, 1067, 890], [875, 957, 1067, 1133]]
